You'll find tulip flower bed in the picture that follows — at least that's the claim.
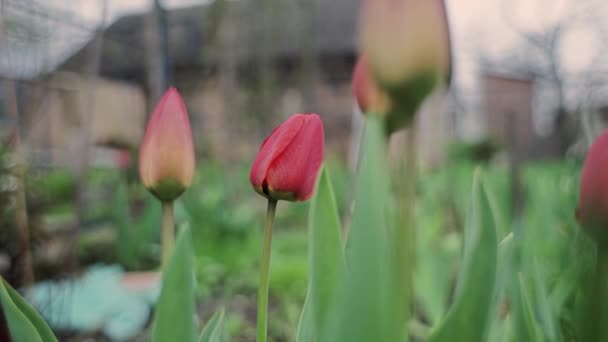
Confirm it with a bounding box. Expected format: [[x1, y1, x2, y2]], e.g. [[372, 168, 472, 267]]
[[1, 0, 606, 341], [0, 149, 589, 342]]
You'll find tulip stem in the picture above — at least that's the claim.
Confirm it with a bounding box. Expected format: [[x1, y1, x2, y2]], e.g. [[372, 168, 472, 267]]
[[393, 128, 416, 339], [257, 199, 278, 342], [161, 201, 175, 267]]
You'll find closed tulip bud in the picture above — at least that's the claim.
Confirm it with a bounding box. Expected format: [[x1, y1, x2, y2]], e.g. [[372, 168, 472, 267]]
[[139, 87, 195, 202], [577, 130, 608, 242], [250, 113, 324, 202], [352, 56, 391, 115], [360, 0, 452, 130]]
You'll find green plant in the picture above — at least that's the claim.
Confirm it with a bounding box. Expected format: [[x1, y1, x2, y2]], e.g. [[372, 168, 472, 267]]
[[0, 278, 57, 341], [111, 180, 161, 270], [0, 124, 598, 342]]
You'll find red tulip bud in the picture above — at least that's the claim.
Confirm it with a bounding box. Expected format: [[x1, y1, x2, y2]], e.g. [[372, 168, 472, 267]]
[[139, 87, 195, 202], [250, 114, 324, 202], [359, 0, 452, 129], [352, 56, 391, 115], [578, 130, 608, 237]]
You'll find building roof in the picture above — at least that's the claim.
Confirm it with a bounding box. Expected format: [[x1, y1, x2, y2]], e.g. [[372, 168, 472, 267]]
[[61, 0, 361, 81]]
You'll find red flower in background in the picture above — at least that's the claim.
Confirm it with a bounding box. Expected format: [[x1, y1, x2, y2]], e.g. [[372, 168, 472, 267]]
[[352, 56, 391, 115], [250, 114, 324, 202], [577, 129, 608, 230], [139, 87, 195, 201]]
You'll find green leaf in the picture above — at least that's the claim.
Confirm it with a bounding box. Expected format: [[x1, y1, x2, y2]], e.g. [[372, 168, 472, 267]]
[[308, 166, 344, 335], [530, 259, 560, 342], [516, 273, 544, 342], [428, 169, 498, 342], [295, 289, 313, 342], [487, 314, 514, 342], [198, 308, 225, 342], [0, 278, 58, 342], [549, 260, 580, 319], [153, 226, 196, 342], [322, 116, 402, 342], [486, 233, 513, 341], [297, 167, 344, 342]]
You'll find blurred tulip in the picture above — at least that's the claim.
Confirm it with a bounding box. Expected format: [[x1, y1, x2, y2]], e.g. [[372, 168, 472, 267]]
[[359, 0, 452, 130], [577, 130, 608, 342], [352, 56, 391, 115], [139, 87, 195, 202], [250, 113, 324, 202], [578, 130, 608, 235], [116, 149, 132, 170]]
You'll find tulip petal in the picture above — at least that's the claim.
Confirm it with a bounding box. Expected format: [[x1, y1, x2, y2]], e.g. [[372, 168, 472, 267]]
[[360, 0, 451, 87], [578, 129, 608, 230], [139, 87, 195, 201], [250, 115, 306, 194], [266, 114, 324, 201], [352, 56, 391, 115]]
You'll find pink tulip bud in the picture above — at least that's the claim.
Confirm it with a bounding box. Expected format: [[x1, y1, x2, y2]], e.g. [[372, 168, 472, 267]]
[[139, 87, 195, 202], [250, 114, 324, 202], [352, 56, 391, 115], [359, 0, 452, 129], [578, 130, 608, 236]]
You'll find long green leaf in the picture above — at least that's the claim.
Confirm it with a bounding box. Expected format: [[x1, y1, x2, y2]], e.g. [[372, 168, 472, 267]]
[[198, 308, 225, 342], [486, 233, 513, 341], [3, 281, 58, 342], [516, 273, 544, 342], [530, 259, 560, 342], [153, 226, 196, 342], [308, 166, 344, 335], [428, 169, 498, 342], [322, 116, 401, 342], [296, 290, 313, 342], [0, 278, 58, 342]]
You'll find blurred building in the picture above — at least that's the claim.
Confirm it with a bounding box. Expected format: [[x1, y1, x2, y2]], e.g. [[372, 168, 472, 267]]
[[1, 0, 456, 166], [0, 0, 147, 169], [54, 0, 454, 167], [482, 72, 561, 161], [0, 74, 145, 169], [60, 0, 361, 161]]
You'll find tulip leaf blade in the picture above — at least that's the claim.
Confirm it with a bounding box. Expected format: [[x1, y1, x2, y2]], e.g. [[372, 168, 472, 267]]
[[530, 260, 560, 342], [516, 272, 544, 342], [322, 116, 402, 342], [486, 233, 514, 341], [198, 308, 225, 342], [307, 166, 344, 335], [152, 226, 196, 342], [428, 169, 498, 342], [0, 278, 57, 342], [295, 289, 313, 342]]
